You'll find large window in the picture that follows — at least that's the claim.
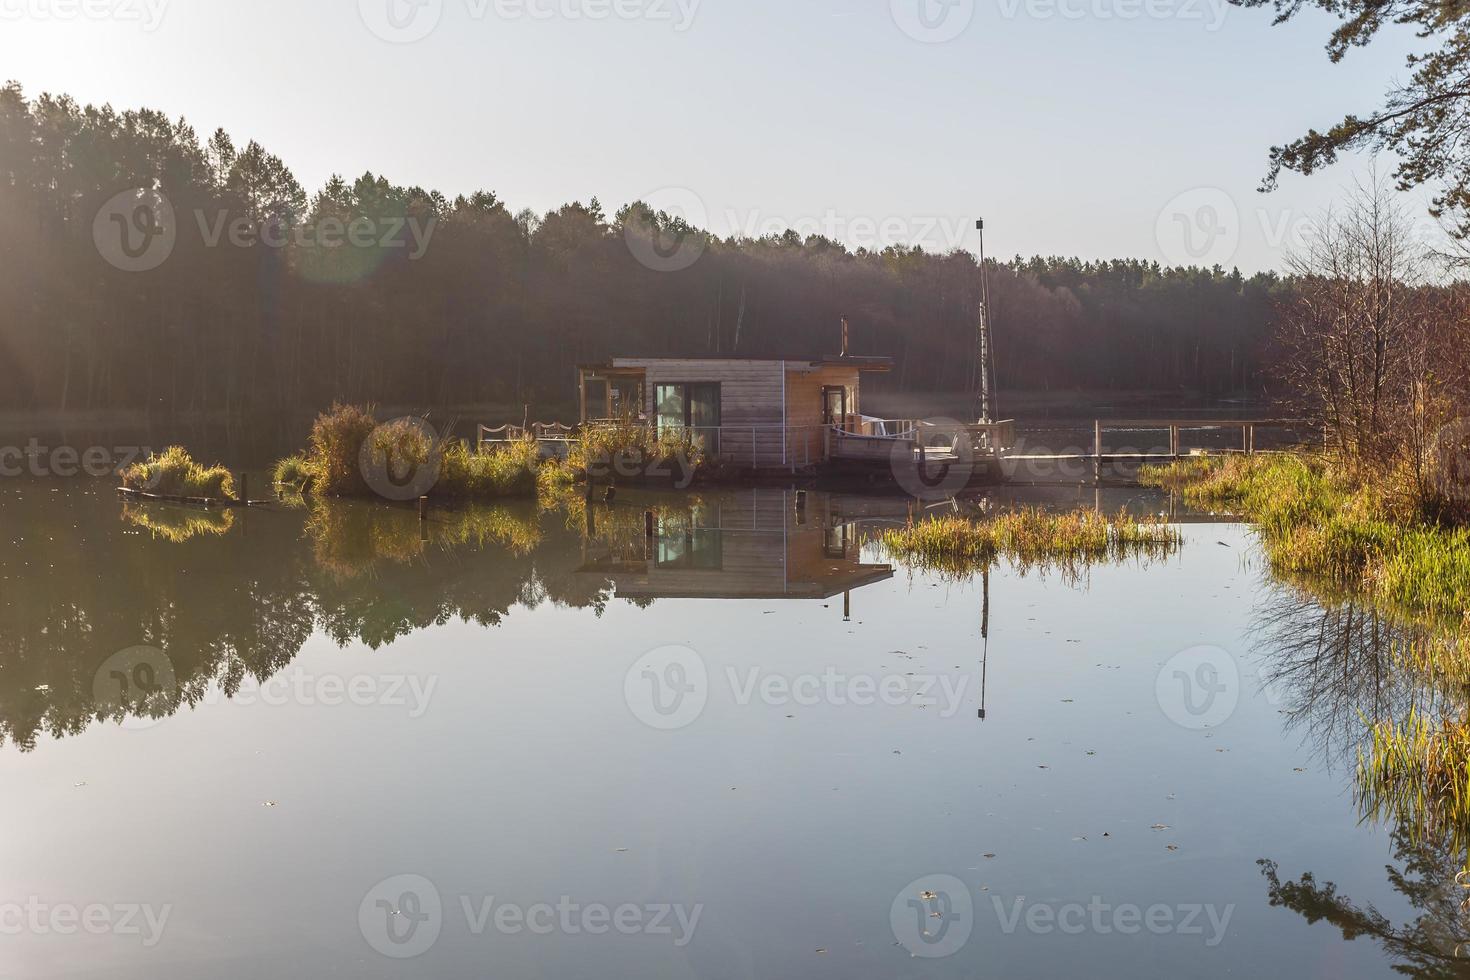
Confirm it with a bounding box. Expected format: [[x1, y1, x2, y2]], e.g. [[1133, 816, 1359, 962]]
[[654, 383, 721, 455]]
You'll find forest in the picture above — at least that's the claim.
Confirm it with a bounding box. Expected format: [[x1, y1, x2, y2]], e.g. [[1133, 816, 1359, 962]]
[[3, 82, 1286, 418]]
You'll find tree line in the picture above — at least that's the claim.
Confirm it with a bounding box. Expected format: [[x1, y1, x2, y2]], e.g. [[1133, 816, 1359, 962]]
[[2, 83, 1295, 420]]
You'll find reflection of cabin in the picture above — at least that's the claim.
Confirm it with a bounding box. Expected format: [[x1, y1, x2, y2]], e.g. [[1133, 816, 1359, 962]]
[[576, 489, 893, 600], [577, 354, 893, 469]]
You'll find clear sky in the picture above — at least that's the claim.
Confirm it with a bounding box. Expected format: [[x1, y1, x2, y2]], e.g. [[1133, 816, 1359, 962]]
[[0, 0, 1442, 272]]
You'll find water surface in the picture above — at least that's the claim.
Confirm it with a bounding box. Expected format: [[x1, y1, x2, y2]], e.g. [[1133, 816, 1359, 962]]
[[0, 479, 1438, 978]]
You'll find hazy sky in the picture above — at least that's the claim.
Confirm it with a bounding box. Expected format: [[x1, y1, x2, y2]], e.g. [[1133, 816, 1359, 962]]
[[0, 0, 1440, 272]]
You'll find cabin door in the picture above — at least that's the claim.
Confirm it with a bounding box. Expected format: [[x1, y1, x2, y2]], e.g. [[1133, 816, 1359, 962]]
[[821, 386, 848, 431]]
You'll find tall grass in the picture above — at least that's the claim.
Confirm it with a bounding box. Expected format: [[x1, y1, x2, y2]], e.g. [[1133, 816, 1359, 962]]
[[1140, 453, 1470, 629], [437, 439, 540, 498], [304, 402, 378, 496], [568, 419, 704, 482], [273, 454, 314, 491], [881, 507, 1181, 577], [278, 404, 558, 500], [121, 446, 235, 499]]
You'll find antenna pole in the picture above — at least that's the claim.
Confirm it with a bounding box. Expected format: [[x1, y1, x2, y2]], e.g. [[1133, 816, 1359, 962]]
[[975, 218, 995, 425]]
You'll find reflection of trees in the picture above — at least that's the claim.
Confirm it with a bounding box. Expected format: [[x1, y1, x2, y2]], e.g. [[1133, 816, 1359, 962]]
[[1254, 576, 1470, 976], [1260, 827, 1470, 979], [0, 491, 617, 751], [1252, 582, 1435, 767]]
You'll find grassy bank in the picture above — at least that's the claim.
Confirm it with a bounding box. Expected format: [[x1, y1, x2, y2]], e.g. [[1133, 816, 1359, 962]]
[[881, 507, 1181, 576], [1139, 454, 1470, 630]]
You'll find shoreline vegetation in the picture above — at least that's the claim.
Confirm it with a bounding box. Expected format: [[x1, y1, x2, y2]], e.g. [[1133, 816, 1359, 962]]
[[273, 404, 706, 502], [1138, 454, 1470, 631], [880, 508, 1182, 578]]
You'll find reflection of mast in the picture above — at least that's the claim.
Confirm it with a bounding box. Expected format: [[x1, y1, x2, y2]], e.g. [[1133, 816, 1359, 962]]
[[978, 563, 990, 720], [843, 589, 851, 623]]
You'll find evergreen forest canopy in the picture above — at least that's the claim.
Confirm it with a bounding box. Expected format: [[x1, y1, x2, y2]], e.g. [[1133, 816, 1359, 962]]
[[2, 82, 1300, 418]]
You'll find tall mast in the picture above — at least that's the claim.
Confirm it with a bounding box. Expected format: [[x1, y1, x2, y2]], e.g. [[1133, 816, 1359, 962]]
[[975, 218, 997, 425]]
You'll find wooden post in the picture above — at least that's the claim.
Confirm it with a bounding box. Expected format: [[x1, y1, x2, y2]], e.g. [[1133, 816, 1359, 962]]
[[645, 509, 655, 540], [1242, 424, 1250, 454], [1247, 425, 1256, 455], [1094, 420, 1103, 483], [418, 495, 429, 522], [238, 472, 248, 505], [1170, 426, 1179, 459]]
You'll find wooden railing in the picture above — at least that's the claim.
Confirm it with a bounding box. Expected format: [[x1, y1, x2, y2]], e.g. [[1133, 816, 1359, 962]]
[[1092, 418, 1313, 459]]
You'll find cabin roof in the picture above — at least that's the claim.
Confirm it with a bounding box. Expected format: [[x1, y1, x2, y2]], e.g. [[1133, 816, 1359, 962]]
[[578, 354, 892, 372]]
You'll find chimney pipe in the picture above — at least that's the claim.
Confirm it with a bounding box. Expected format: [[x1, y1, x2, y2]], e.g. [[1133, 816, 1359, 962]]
[[840, 316, 849, 358]]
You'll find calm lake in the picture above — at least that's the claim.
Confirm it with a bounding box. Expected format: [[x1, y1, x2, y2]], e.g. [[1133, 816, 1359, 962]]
[[0, 478, 1438, 978]]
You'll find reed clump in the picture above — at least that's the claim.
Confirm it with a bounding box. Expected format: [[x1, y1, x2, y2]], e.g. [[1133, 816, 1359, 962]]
[[273, 454, 315, 491], [436, 438, 540, 498], [277, 403, 556, 500], [121, 446, 235, 499], [567, 419, 704, 483], [881, 507, 1181, 576]]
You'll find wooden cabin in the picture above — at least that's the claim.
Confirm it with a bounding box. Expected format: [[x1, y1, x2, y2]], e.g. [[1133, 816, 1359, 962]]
[[576, 354, 893, 469]]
